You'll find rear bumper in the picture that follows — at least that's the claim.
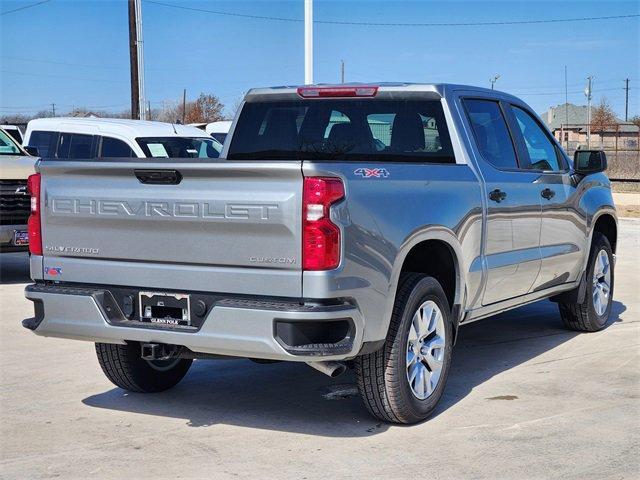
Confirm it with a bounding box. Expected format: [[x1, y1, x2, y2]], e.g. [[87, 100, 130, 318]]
[[23, 283, 365, 362]]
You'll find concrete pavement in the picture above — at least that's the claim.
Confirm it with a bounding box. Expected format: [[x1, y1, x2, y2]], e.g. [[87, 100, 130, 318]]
[[0, 220, 638, 479]]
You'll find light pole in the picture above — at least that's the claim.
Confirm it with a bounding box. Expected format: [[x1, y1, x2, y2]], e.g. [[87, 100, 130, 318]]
[[585, 76, 593, 148], [304, 0, 313, 84], [490, 75, 500, 90]]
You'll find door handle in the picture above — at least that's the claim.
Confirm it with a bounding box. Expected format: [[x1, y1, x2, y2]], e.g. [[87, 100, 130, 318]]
[[134, 169, 182, 185], [541, 188, 556, 200], [489, 189, 507, 203]]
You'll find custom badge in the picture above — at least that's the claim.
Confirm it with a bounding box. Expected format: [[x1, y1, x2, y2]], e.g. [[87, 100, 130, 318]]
[[44, 267, 63, 277], [354, 167, 390, 178]]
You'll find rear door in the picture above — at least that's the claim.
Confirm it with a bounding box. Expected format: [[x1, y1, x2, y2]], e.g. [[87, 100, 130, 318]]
[[39, 160, 303, 297], [463, 98, 542, 305]]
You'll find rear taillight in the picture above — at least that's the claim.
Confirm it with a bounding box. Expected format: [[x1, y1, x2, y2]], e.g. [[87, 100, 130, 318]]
[[302, 177, 344, 270], [27, 173, 42, 255], [297, 86, 378, 98]]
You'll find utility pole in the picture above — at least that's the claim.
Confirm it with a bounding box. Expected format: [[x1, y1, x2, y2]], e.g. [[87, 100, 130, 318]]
[[304, 0, 313, 84], [490, 75, 500, 90], [182, 89, 186, 124], [128, 0, 140, 119], [625, 78, 630, 121], [341, 60, 344, 84], [585, 76, 593, 149], [128, 0, 146, 120], [50, 103, 56, 117], [564, 66, 569, 150]]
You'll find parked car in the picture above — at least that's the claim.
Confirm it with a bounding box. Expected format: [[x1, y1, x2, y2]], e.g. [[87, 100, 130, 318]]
[[0, 127, 37, 252], [1, 124, 24, 144], [205, 120, 232, 144], [23, 117, 223, 159], [22, 84, 616, 424]]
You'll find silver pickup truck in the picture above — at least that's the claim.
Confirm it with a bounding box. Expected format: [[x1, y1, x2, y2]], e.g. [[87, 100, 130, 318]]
[[23, 84, 616, 424]]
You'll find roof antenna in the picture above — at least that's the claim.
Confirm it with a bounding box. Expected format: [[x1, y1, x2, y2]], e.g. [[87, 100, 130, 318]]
[[171, 122, 178, 134]]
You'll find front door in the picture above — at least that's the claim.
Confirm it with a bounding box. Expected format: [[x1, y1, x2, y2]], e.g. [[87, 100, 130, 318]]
[[506, 104, 584, 290], [463, 98, 542, 305]]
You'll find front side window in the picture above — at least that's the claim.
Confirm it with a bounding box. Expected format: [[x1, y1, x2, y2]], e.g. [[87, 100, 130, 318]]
[[101, 137, 135, 157], [136, 137, 221, 158], [511, 106, 563, 171], [464, 99, 518, 170], [28, 131, 59, 158], [0, 129, 23, 155], [228, 99, 455, 162]]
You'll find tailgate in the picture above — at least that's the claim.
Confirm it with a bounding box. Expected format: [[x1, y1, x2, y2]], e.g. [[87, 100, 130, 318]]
[[38, 161, 303, 297]]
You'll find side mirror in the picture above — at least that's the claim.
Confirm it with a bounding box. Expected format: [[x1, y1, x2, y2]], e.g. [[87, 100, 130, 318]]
[[24, 146, 39, 156], [573, 150, 607, 175]]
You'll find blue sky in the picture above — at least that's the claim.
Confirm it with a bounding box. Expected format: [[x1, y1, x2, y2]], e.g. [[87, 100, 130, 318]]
[[1, 0, 638, 119]]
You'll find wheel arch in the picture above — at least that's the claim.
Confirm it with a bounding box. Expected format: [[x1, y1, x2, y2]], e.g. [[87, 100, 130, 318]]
[[592, 211, 617, 254], [385, 227, 466, 341]]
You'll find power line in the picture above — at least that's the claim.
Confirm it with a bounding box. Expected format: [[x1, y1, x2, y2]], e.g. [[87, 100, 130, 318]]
[[144, 1, 639, 27], [512, 86, 636, 96], [0, 55, 125, 70], [0, 0, 52, 16]]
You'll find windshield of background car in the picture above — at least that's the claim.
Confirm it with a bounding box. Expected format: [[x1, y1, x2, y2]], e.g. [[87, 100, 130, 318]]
[[228, 98, 455, 162], [0, 129, 23, 155], [136, 137, 222, 158]]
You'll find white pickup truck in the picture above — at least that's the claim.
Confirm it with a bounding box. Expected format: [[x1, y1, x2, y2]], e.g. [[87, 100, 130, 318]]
[[0, 127, 36, 252]]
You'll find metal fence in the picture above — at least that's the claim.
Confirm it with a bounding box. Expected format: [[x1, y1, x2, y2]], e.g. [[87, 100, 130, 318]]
[[557, 123, 640, 181]]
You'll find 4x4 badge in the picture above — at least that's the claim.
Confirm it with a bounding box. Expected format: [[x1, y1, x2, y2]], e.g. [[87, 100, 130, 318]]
[[354, 167, 390, 178]]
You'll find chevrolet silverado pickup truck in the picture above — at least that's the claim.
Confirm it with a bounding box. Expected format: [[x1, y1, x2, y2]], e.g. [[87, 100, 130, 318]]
[[23, 84, 617, 424]]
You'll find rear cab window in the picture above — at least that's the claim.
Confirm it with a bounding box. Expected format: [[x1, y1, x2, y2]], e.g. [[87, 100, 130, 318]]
[[228, 99, 455, 162]]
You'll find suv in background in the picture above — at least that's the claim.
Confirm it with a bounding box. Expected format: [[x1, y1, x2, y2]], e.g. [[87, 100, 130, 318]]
[[0, 127, 36, 252], [0, 125, 24, 144], [23, 117, 223, 159], [205, 120, 232, 144]]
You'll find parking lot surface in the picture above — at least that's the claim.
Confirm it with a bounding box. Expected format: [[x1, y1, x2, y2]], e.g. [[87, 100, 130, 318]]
[[1, 220, 638, 480]]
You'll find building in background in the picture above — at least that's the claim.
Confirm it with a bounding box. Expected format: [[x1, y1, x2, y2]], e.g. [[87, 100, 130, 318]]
[[539, 102, 639, 152]]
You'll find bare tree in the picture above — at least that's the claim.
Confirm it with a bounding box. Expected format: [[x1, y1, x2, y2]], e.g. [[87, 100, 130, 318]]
[[185, 93, 225, 124], [590, 98, 618, 147], [630, 115, 640, 128]]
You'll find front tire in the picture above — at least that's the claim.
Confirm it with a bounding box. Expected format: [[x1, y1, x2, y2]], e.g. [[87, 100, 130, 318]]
[[559, 232, 614, 332], [95, 342, 192, 393], [355, 273, 453, 424]]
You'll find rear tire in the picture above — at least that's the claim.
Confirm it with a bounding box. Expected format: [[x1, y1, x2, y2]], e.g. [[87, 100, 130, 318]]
[[95, 342, 192, 393], [355, 273, 453, 424], [559, 232, 614, 332]]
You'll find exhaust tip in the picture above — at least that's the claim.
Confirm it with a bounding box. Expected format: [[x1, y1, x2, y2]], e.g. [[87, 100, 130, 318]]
[[306, 361, 347, 378]]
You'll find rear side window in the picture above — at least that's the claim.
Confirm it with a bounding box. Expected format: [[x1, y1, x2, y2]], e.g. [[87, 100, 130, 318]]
[[28, 131, 59, 158], [58, 133, 96, 159], [101, 137, 135, 158], [228, 99, 455, 162], [464, 99, 518, 170]]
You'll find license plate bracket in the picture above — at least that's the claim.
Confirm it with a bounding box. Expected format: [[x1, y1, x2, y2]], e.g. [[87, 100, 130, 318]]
[[139, 291, 191, 326], [13, 230, 29, 246]]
